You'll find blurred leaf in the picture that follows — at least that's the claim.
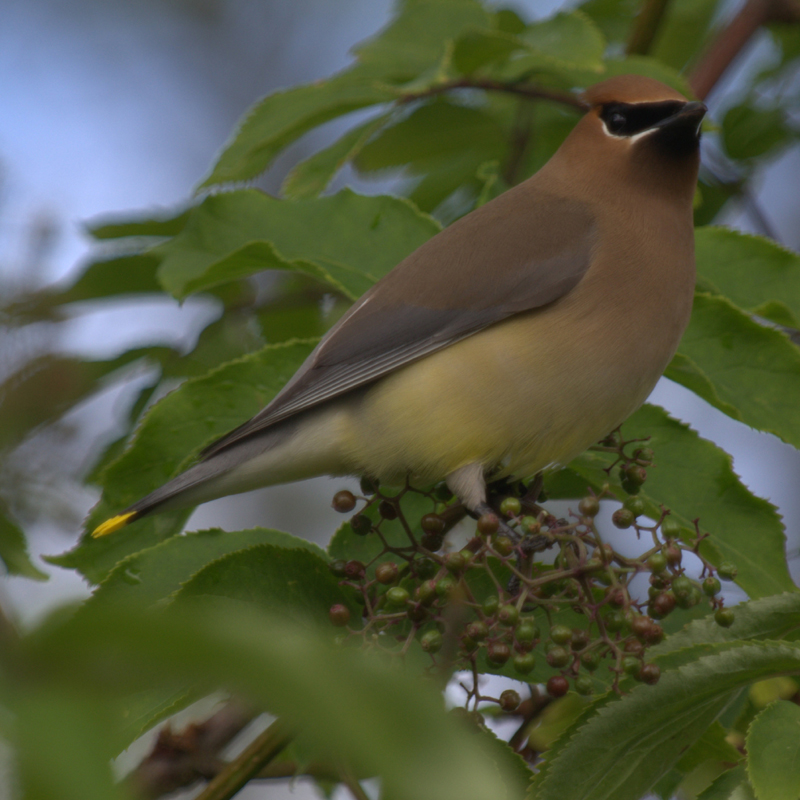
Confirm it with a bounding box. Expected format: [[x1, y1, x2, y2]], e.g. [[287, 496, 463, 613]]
[[155, 188, 440, 300], [651, 0, 718, 71], [201, 74, 397, 188], [746, 700, 800, 800], [452, 28, 525, 74], [520, 11, 605, 72], [352, 0, 490, 81], [675, 721, 742, 772], [46, 340, 315, 583], [282, 112, 392, 199], [673, 293, 800, 450], [530, 641, 800, 800], [87, 208, 190, 240], [176, 543, 358, 625], [699, 765, 755, 800], [695, 227, 800, 329], [551, 404, 793, 599], [580, 0, 640, 45], [0, 505, 46, 580], [84, 527, 325, 611], [21, 601, 511, 800], [723, 104, 791, 160]]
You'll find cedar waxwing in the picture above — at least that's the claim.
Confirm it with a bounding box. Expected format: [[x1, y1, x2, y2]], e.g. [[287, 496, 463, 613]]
[[93, 75, 706, 539]]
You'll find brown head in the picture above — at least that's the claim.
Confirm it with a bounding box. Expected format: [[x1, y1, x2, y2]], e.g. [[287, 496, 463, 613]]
[[547, 75, 706, 205]]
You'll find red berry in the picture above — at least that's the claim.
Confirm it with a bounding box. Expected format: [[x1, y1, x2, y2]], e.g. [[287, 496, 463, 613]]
[[487, 642, 511, 665], [332, 490, 356, 513], [343, 560, 365, 579], [477, 513, 499, 536], [329, 604, 350, 627], [640, 663, 660, 685], [547, 676, 569, 697], [375, 562, 399, 584], [350, 514, 372, 536], [499, 689, 521, 711], [379, 500, 398, 520]]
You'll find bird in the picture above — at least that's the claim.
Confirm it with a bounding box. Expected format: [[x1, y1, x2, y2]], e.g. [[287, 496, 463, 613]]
[[92, 74, 705, 540]]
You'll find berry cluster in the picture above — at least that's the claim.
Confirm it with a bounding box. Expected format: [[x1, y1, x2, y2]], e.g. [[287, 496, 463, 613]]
[[326, 430, 735, 706]]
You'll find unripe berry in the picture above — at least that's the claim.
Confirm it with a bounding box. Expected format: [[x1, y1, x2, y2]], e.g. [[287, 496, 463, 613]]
[[445, 552, 467, 573], [640, 663, 660, 685], [435, 576, 456, 598], [350, 514, 372, 536], [671, 575, 692, 600], [513, 652, 536, 675], [421, 513, 446, 534], [546, 646, 571, 668], [622, 656, 642, 678], [516, 621, 539, 645], [578, 496, 600, 517], [499, 604, 519, 627], [647, 553, 667, 574], [547, 676, 569, 698], [521, 516, 542, 535], [360, 476, 378, 495], [420, 629, 443, 653], [620, 479, 641, 495], [343, 560, 365, 580], [623, 496, 646, 517], [499, 689, 521, 712], [574, 675, 594, 696], [703, 576, 721, 596], [715, 608, 735, 628], [493, 535, 515, 557], [329, 604, 350, 627], [612, 508, 635, 529], [379, 500, 398, 520], [477, 513, 499, 536], [500, 497, 522, 518], [407, 602, 428, 622], [664, 543, 682, 567], [604, 610, 626, 632], [329, 559, 347, 577], [386, 586, 409, 606], [414, 558, 437, 580], [487, 641, 511, 665], [466, 621, 489, 641], [375, 562, 399, 585], [415, 580, 437, 605], [420, 531, 444, 551], [550, 624, 572, 645], [482, 595, 499, 616], [660, 517, 681, 538], [624, 464, 647, 486], [581, 650, 601, 672], [718, 562, 738, 581], [570, 629, 590, 651], [332, 490, 356, 513], [633, 446, 654, 462]]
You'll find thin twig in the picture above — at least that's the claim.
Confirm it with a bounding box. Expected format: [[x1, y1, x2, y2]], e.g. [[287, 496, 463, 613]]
[[193, 717, 293, 800], [627, 0, 673, 55]]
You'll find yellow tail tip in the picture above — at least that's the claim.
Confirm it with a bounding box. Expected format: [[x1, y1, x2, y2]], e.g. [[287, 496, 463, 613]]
[[91, 511, 137, 538]]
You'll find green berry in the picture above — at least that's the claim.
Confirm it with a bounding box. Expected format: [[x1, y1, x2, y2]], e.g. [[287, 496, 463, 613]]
[[521, 515, 541, 535], [546, 646, 571, 668], [578, 496, 600, 517], [621, 478, 641, 495], [633, 446, 654, 462], [500, 496, 522, 518], [703, 576, 721, 596], [623, 496, 646, 517], [435, 576, 456, 598], [415, 580, 437, 605], [499, 689, 521, 711], [407, 602, 428, 622], [715, 608, 735, 628], [718, 562, 738, 581], [513, 652, 536, 675], [660, 517, 681, 538], [604, 610, 626, 633], [570, 629, 590, 651], [647, 553, 667, 574], [612, 508, 635, 529], [375, 562, 399, 585], [420, 531, 444, 551], [499, 604, 520, 627], [359, 476, 379, 495], [671, 575, 692, 600], [581, 651, 601, 672], [420, 629, 443, 653], [421, 513, 446, 534], [574, 675, 594, 696], [622, 656, 642, 678], [624, 465, 647, 486], [386, 587, 409, 606], [414, 558, 437, 580], [332, 490, 356, 513], [516, 621, 539, 645], [550, 624, 572, 645], [493, 535, 515, 557], [329, 559, 347, 577], [446, 552, 467, 573], [466, 621, 488, 641], [482, 595, 500, 616], [329, 604, 350, 627]]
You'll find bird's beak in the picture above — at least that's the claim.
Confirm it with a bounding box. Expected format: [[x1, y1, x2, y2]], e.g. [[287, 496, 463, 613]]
[[653, 101, 707, 134]]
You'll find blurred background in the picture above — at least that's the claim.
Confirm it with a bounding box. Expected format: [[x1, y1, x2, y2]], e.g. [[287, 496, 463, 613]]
[[1, 0, 799, 794]]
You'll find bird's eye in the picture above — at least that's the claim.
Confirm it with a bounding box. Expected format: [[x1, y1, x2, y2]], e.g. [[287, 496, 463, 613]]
[[607, 111, 627, 134]]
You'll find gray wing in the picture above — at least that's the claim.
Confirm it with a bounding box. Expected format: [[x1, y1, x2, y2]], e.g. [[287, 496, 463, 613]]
[[201, 186, 597, 459]]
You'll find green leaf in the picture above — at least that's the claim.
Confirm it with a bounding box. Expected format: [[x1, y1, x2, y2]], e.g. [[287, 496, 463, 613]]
[[559, 404, 793, 599], [23, 601, 510, 800], [695, 227, 800, 329], [176, 543, 358, 626], [84, 527, 325, 611], [452, 28, 526, 74], [580, 0, 640, 45], [87, 208, 190, 240], [519, 11, 605, 72], [674, 293, 800, 451], [281, 112, 392, 199], [352, 0, 490, 81], [155, 188, 440, 300], [664, 351, 742, 421], [200, 74, 398, 188], [530, 642, 800, 800], [723, 104, 791, 160], [746, 700, 800, 800], [0, 505, 46, 580], [676, 721, 742, 772], [651, 0, 718, 71], [46, 339, 315, 583], [699, 765, 756, 800]]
